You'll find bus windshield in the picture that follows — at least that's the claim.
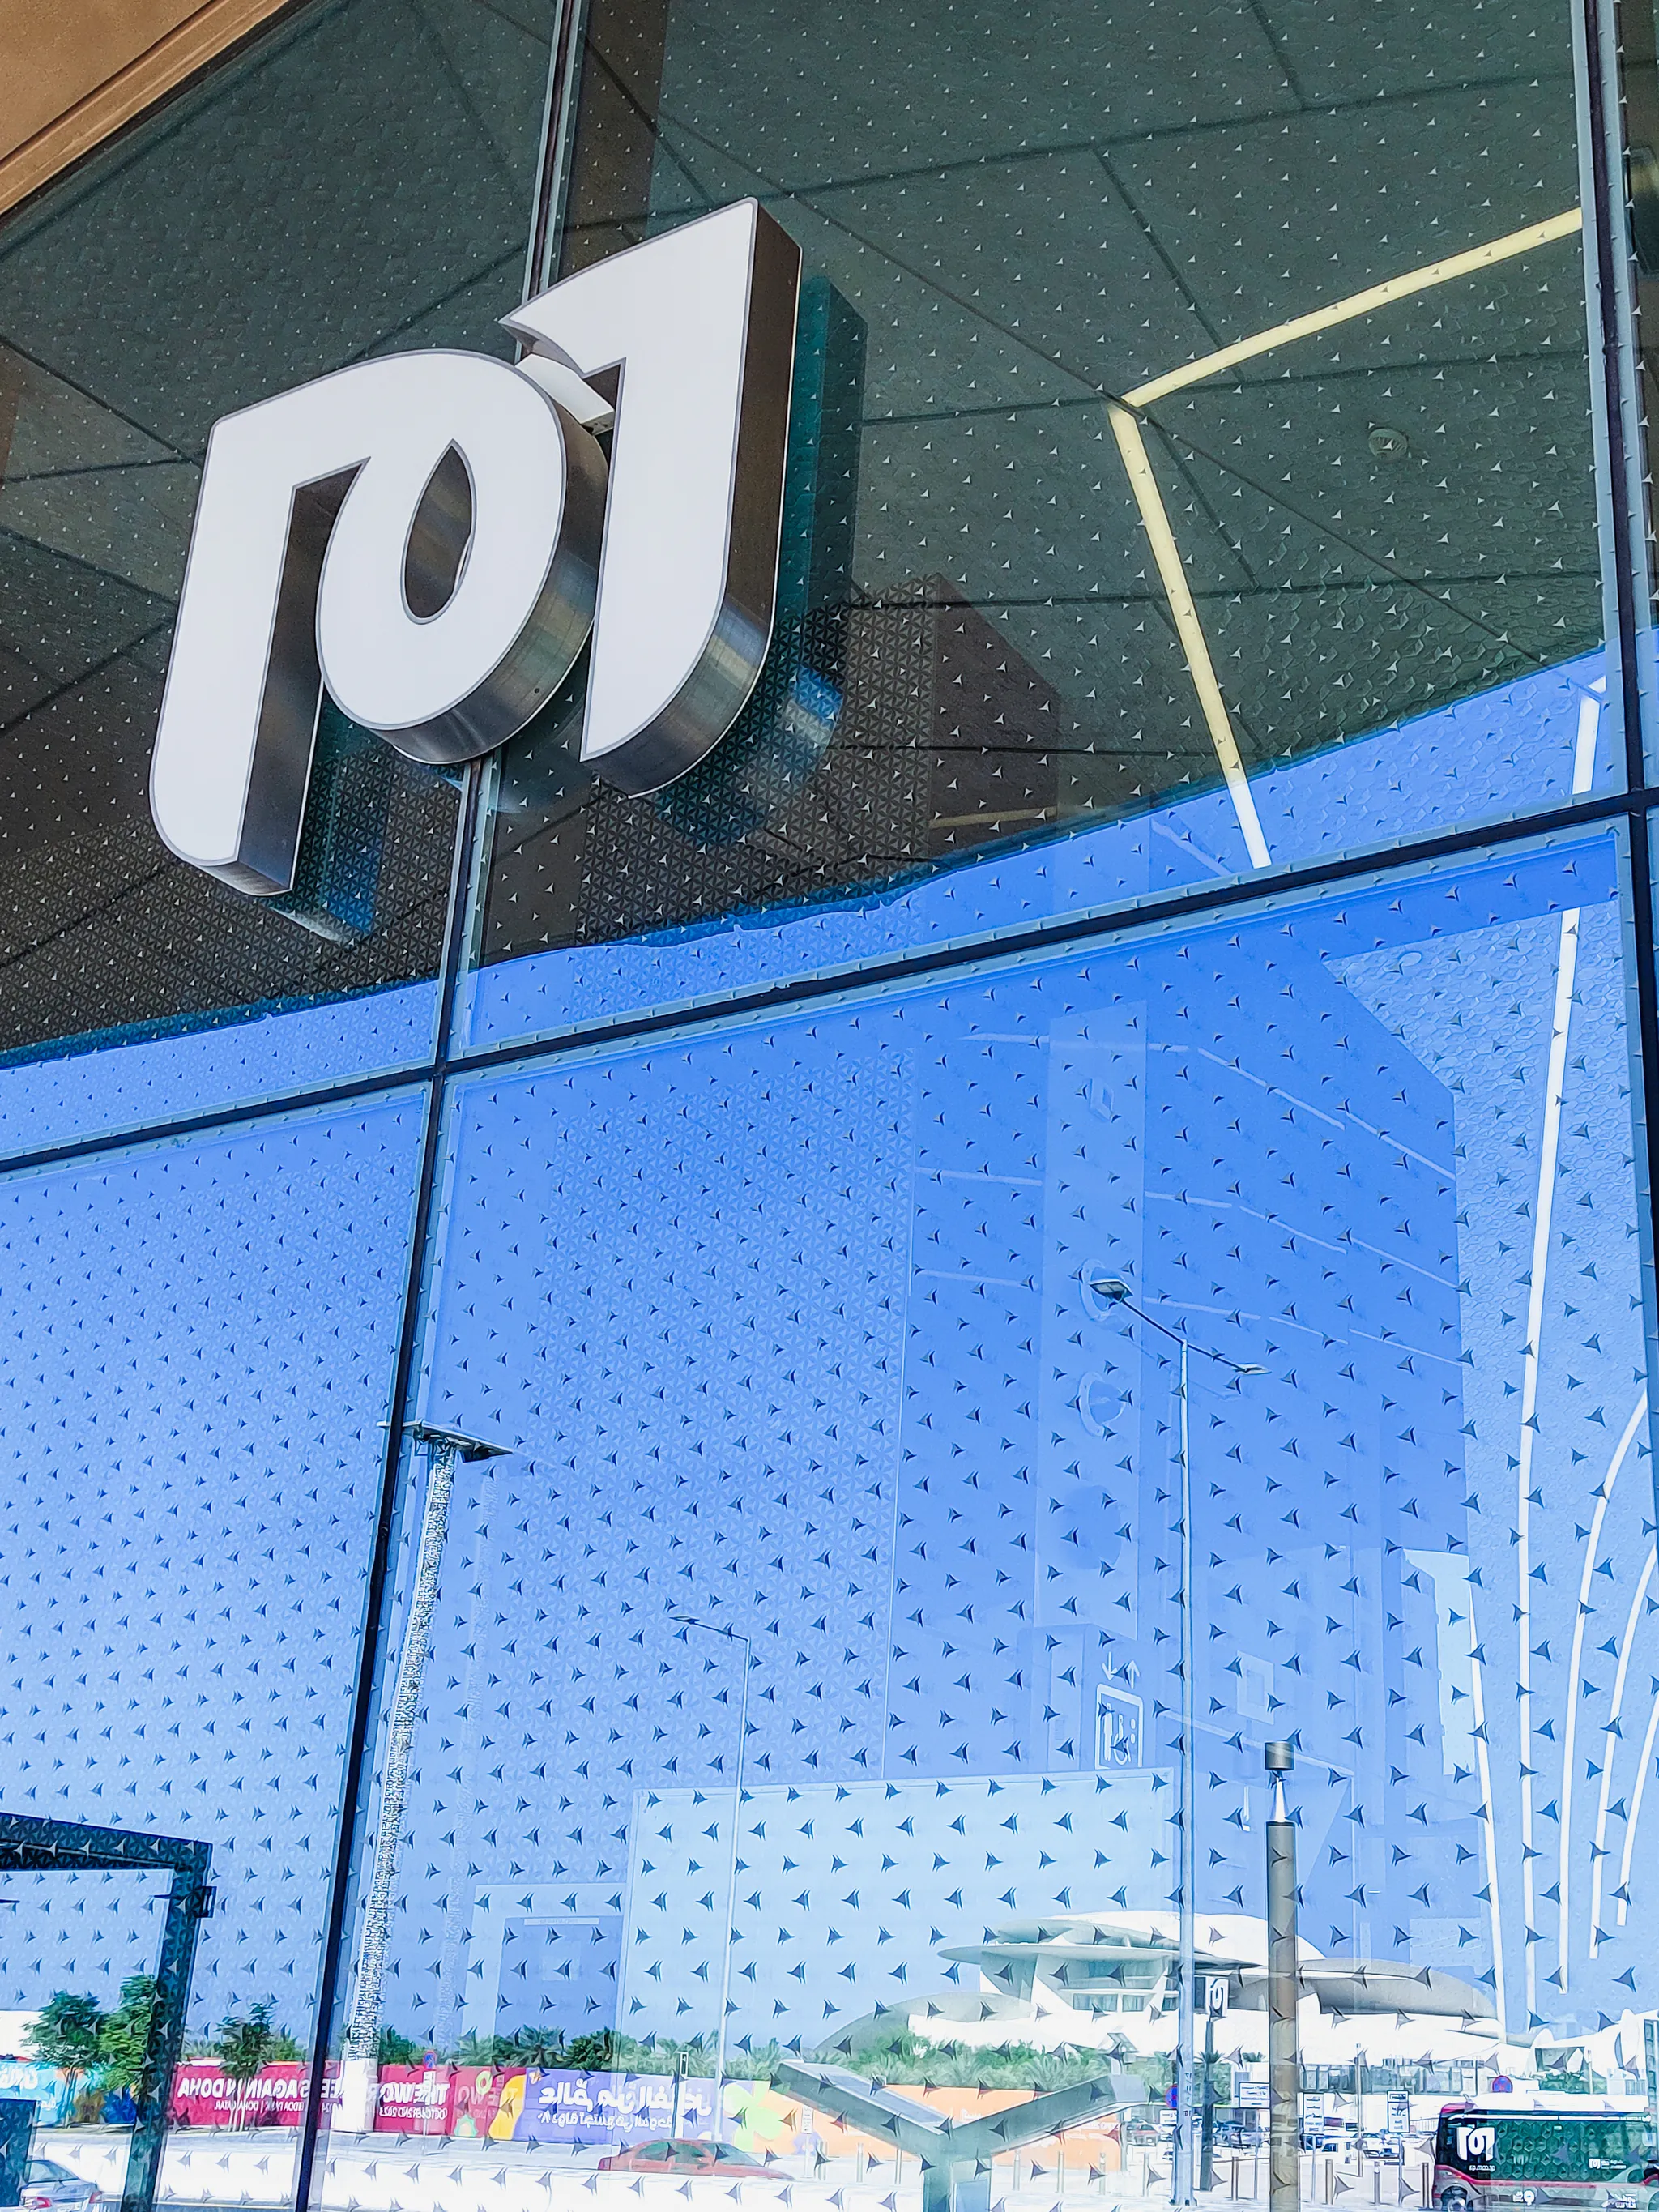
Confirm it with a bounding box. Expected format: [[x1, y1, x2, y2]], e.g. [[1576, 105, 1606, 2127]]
[[1435, 2116, 1657, 2184]]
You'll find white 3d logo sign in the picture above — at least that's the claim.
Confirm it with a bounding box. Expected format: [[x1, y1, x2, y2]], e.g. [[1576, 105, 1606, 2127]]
[[150, 200, 800, 895]]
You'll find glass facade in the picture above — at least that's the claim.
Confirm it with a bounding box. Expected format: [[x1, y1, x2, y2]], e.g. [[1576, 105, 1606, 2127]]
[[0, 0, 558, 1154], [457, 0, 1627, 1051], [1, 0, 1658, 2208]]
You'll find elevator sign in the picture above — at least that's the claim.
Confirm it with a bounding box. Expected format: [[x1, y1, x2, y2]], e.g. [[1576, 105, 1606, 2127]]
[[148, 201, 800, 897]]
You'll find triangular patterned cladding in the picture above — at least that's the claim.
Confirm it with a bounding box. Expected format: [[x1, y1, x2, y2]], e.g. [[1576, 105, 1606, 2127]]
[[0, 1872, 163, 2013], [377, 1036, 912, 2048], [463, 655, 1607, 1056], [0, 1097, 425, 2032], [356, 825, 1654, 2058], [1330, 890, 1654, 2032], [615, 1771, 1166, 2048]]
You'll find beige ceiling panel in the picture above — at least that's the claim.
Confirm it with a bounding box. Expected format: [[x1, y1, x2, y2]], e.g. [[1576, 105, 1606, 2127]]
[[0, 0, 293, 220]]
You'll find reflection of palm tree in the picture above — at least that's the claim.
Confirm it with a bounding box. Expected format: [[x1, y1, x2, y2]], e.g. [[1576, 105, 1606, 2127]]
[[94, 1975, 160, 2118], [25, 1992, 103, 2122], [215, 2004, 283, 2133]]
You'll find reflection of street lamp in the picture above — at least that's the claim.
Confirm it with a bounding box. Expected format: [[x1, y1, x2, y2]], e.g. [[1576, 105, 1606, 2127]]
[[672, 1614, 753, 2142], [341, 1423, 510, 2126], [1265, 1740, 1299, 2212], [1093, 1281, 1263, 2210]]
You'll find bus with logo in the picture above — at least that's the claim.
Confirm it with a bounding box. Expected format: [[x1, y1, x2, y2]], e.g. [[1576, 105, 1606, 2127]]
[[1434, 2106, 1659, 2212]]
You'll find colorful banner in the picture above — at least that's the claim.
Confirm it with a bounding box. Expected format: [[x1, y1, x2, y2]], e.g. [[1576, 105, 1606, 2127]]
[[169, 2061, 309, 2128], [167, 2062, 341, 2129], [373, 2066, 455, 2136], [442, 2069, 726, 2145], [446, 2066, 517, 2140], [515, 2070, 717, 2145], [0, 2064, 72, 2127], [164, 2061, 789, 2146]]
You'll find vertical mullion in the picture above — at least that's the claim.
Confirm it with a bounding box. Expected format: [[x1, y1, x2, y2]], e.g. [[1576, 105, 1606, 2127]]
[[290, 5, 593, 2186], [1582, 0, 1659, 1527]]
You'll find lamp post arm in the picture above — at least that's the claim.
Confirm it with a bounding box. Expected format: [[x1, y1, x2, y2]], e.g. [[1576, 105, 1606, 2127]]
[[1091, 1282, 1264, 1376]]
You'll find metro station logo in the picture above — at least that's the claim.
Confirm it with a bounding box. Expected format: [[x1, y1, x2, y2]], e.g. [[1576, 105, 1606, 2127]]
[[148, 200, 800, 896]]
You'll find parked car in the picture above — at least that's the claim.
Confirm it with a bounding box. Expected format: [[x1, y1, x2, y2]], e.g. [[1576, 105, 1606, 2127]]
[[1361, 2134, 1406, 2165], [598, 2141, 773, 2176], [19, 2159, 104, 2210], [1304, 2126, 1358, 2157], [1213, 2123, 1263, 2152]]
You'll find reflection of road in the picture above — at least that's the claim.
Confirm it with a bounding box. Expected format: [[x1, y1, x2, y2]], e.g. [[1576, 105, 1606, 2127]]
[[38, 2130, 1431, 2212]]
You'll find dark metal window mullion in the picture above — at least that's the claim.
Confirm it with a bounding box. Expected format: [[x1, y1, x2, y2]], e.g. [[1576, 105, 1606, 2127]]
[[1580, 0, 1659, 1539], [288, 767, 483, 2212], [289, 9, 592, 2197]]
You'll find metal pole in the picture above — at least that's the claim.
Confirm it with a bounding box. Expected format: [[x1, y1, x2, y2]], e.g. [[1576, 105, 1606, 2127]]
[[344, 1441, 460, 2069], [1089, 1281, 1261, 2210], [122, 1846, 211, 2212], [712, 1633, 750, 2140], [1266, 1744, 1299, 2212], [1200, 2001, 1217, 2193], [1175, 1337, 1196, 2206]]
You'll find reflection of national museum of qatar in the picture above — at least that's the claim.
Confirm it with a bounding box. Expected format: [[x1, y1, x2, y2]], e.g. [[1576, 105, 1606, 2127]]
[[6, 0, 1659, 2204]]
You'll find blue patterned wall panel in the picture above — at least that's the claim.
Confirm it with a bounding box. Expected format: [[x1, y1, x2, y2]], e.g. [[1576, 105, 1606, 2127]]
[[0, 1872, 162, 2016], [345, 826, 1653, 2069], [0, 1095, 425, 2034], [0, 987, 437, 1167]]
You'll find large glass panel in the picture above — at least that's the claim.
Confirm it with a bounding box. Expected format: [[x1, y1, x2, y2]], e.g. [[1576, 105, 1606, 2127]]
[[1619, 0, 1659, 689], [0, 1866, 183, 2211], [315, 823, 1657, 2212], [458, 0, 1621, 1056], [0, 0, 557, 1155], [0, 1091, 426, 2201]]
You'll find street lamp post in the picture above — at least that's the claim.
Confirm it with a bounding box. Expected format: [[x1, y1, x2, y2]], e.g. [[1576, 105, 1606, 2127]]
[[1176, 1327, 1196, 2203], [1265, 1741, 1299, 2212], [340, 1422, 510, 2129], [1094, 1281, 1262, 2210], [672, 1614, 752, 2143]]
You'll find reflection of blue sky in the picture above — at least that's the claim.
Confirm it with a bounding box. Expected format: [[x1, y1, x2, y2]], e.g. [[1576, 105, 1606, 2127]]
[[0, 651, 1609, 1164], [0, 659, 1647, 2056], [458, 651, 1610, 1053], [0, 981, 435, 1162], [0, 1097, 424, 2033], [1331, 877, 1651, 2031], [0, 1873, 166, 2023], [378, 823, 1652, 2054]]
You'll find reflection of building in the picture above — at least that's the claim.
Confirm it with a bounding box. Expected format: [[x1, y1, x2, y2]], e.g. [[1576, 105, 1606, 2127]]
[[436, 1885, 621, 2052], [416, 921, 1479, 2056], [608, 1758, 1507, 2066], [408, 856, 1610, 2065], [612, 1775, 1169, 2055], [941, 1914, 1204, 2029], [870, 1912, 1497, 2062]]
